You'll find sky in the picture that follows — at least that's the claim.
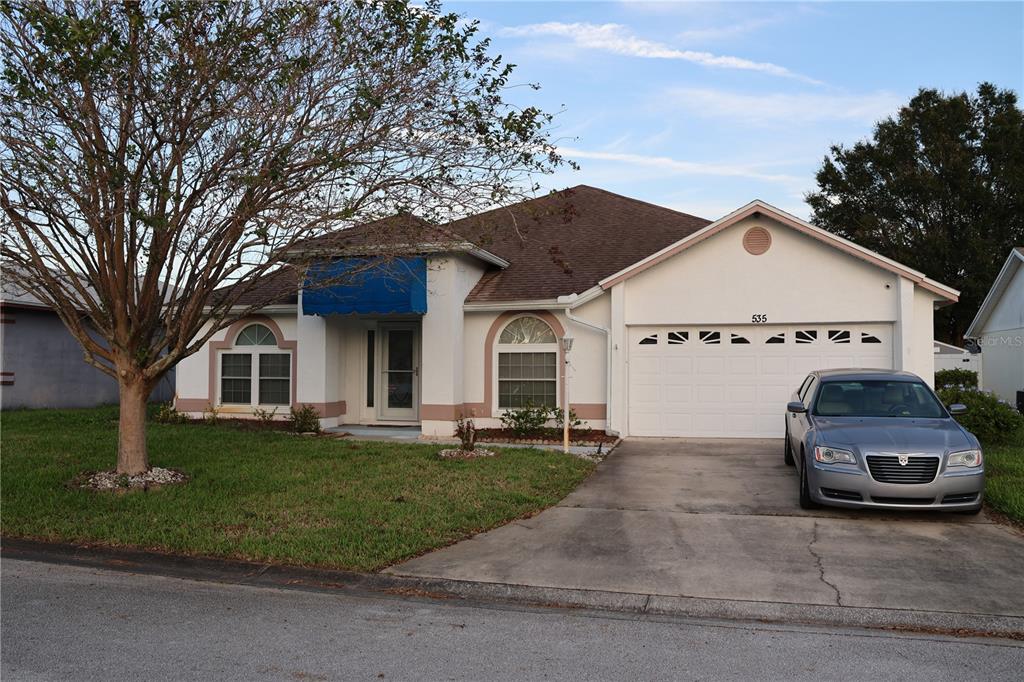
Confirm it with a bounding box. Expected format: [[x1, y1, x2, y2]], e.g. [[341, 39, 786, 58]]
[[449, 1, 1024, 220]]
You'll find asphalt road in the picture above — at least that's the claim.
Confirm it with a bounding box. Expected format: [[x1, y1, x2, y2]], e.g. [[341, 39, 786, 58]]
[[2, 559, 1022, 681]]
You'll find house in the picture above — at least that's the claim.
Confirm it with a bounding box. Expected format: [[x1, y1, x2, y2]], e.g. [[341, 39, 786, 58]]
[[965, 247, 1024, 407], [173, 186, 958, 438], [933, 340, 982, 377], [0, 268, 174, 409]]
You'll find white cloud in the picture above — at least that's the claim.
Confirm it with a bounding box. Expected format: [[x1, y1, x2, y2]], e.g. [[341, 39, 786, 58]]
[[663, 88, 904, 126], [676, 16, 780, 44], [498, 22, 823, 85], [559, 146, 805, 189]]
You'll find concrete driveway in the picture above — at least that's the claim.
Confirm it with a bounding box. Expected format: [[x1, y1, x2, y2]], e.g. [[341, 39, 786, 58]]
[[388, 439, 1024, 617]]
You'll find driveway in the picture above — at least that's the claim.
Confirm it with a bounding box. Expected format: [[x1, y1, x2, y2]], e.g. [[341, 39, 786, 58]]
[[388, 439, 1024, 617]]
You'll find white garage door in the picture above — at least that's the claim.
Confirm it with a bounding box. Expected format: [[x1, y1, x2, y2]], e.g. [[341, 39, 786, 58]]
[[628, 324, 893, 438]]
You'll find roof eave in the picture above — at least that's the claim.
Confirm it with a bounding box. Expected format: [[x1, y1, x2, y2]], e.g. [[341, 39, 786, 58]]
[[965, 249, 1024, 338]]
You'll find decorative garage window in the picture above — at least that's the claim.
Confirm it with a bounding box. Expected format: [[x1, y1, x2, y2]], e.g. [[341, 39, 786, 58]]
[[220, 323, 291, 407], [667, 331, 688, 345], [498, 317, 558, 409], [766, 332, 785, 344], [699, 331, 721, 344], [638, 333, 658, 345], [795, 329, 818, 344], [730, 333, 750, 344], [861, 332, 882, 344], [828, 329, 851, 344]]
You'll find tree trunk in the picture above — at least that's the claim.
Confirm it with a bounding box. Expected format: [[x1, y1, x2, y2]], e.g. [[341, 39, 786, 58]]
[[117, 379, 152, 475]]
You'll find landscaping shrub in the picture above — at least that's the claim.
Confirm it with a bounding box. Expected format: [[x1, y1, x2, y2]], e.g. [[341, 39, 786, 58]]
[[253, 407, 279, 426], [552, 407, 590, 435], [499, 401, 551, 438], [935, 368, 979, 391], [152, 401, 188, 424], [454, 415, 477, 451], [937, 386, 1024, 445], [288, 404, 322, 433]]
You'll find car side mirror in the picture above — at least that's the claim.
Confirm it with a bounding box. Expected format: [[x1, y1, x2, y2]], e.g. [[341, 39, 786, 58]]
[[787, 401, 807, 414], [948, 403, 968, 416]]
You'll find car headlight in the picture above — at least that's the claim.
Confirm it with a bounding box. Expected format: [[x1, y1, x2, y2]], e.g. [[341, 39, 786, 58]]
[[947, 449, 983, 468], [814, 446, 856, 465]]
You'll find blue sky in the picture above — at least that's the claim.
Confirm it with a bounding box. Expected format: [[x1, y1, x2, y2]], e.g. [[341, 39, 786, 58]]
[[450, 1, 1023, 219]]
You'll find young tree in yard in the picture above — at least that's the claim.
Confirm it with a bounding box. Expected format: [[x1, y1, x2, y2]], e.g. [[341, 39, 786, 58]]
[[1, 0, 567, 474], [806, 83, 1024, 344]]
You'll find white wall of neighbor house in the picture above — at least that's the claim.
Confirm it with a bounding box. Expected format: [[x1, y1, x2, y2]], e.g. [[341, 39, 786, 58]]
[[976, 264, 1024, 403]]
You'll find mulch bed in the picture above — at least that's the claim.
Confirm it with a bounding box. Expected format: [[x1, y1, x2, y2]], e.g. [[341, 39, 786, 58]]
[[474, 428, 617, 445]]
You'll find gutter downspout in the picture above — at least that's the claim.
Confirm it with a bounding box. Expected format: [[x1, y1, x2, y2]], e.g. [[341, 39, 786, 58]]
[[563, 294, 618, 437]]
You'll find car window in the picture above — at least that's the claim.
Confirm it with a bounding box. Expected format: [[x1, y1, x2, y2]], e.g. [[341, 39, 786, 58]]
[[797, 375, 814, 402], [812, 380, 946, 418]]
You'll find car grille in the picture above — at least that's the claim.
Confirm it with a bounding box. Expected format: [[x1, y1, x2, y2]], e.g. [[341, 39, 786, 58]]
[[870, 496, 934, 505], [865, 455, 939, 484]]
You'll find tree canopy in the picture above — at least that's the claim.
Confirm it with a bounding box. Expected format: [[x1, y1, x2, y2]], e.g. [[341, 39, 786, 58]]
[[0, 0, 567, 473], [806, 83, 1024, 344]]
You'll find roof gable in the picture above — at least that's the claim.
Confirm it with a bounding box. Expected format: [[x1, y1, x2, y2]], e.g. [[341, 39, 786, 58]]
[[965, 247, 1024, 338], [598, 200, 959, 302]]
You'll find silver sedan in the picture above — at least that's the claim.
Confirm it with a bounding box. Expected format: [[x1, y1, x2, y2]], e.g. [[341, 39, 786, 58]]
[[784, 369, 984, 513]]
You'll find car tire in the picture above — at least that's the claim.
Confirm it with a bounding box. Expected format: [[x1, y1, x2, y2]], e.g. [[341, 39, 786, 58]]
[[799, 453, 820, 510], [783, 427, 795, 466]]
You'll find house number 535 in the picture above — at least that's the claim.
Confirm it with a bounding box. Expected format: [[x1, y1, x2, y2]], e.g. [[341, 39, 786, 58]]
[[751, 314, 768, 323]]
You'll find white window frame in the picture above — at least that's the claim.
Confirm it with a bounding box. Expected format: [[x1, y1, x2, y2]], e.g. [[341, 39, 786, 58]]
[[216, 324, 292, 409], [494, 315, 560, 415]]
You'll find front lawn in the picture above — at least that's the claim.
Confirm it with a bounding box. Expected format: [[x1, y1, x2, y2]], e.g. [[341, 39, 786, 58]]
[[0, 407, 593, 571], [984, 442, 1024, 524]]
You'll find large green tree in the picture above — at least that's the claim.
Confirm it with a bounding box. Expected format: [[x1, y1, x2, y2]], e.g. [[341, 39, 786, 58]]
[[806, 83, 1023, 344], [1, 0, 566, 474]]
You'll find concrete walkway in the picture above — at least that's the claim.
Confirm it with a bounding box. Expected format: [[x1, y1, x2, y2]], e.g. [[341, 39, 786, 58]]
[[387, 439, 1024, 618]]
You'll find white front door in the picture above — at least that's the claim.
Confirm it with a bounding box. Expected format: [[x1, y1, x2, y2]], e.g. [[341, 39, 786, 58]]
[[379, 326, 419, 421], [627, 324, 894, 438]]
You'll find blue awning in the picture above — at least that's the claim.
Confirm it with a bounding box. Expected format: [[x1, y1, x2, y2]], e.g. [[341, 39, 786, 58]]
[[302, 257, 427, 316]]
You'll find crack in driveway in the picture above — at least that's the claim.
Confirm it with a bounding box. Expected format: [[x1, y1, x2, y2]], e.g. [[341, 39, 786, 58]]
[[808, 521, 843, 607]]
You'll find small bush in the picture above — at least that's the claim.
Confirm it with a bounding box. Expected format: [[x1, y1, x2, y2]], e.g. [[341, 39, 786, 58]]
[[552, 407, 590, 435], [203, 403, 219, 425], [935, 368, 979, 391], [253, 407, 278, 426], [288, 404, 321, 433], [454, 415, 477, 451], [153, 401, 188, 424], [937, 387, 1024, 445], [499, 401, 551, 438]]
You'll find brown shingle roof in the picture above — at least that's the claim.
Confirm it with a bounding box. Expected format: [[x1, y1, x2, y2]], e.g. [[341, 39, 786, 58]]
[[210, 267, 299, 307], [448, 186, 710, 302], [211, 186, 711, 307]]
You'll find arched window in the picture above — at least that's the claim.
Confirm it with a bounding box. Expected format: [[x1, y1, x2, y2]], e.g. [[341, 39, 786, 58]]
[[219, 323, 291, 407], [496, 316, 558, 409]]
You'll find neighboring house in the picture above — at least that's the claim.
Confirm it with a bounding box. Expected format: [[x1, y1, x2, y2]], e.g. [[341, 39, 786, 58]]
[[0, 269, 174, 409], [174, 186, 958, 438], [965, 247, 1024, 407], [933, 340, 983, 377]]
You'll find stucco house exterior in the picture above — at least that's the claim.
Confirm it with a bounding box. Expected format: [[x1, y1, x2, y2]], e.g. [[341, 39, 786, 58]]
[[0, 269, 174, 409], [933, 340, 982, 377], [966, 247, 1024, 407], [174, 186, 958, 438]]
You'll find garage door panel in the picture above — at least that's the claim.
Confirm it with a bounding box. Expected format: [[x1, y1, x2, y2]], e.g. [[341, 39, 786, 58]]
[[628, 324, 893, 438]]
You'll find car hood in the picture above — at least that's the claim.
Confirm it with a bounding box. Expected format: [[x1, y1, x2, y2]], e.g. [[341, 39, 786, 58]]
[[812, 417, 974, 454]]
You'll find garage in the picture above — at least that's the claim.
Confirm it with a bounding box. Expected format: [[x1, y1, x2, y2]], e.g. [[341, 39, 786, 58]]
[[627, 323, 893, 437]]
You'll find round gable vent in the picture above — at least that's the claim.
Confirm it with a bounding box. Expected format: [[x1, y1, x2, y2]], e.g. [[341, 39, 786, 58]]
[[743, 226, 772, 255]]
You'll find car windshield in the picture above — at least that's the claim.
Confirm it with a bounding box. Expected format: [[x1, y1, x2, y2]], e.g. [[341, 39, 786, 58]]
[[812, 380, 946, 418]]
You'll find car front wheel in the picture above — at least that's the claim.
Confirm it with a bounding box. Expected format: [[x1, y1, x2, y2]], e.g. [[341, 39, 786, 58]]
[[784, 426, 795, 466], [799, 453, 820, 510]]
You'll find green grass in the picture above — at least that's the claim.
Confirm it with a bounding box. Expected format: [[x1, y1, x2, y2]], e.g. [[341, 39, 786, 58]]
[[983, 441, 1024, 524], [0, 406, 594, 571]]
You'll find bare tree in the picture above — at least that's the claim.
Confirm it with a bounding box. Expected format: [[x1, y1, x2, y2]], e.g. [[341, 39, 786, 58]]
[[1, 0, 567, 474]]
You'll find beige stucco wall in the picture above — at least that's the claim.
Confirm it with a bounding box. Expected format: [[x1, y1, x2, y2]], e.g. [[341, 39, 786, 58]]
[[622, 216, 899, 326], [174, 312, 298, 416]]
